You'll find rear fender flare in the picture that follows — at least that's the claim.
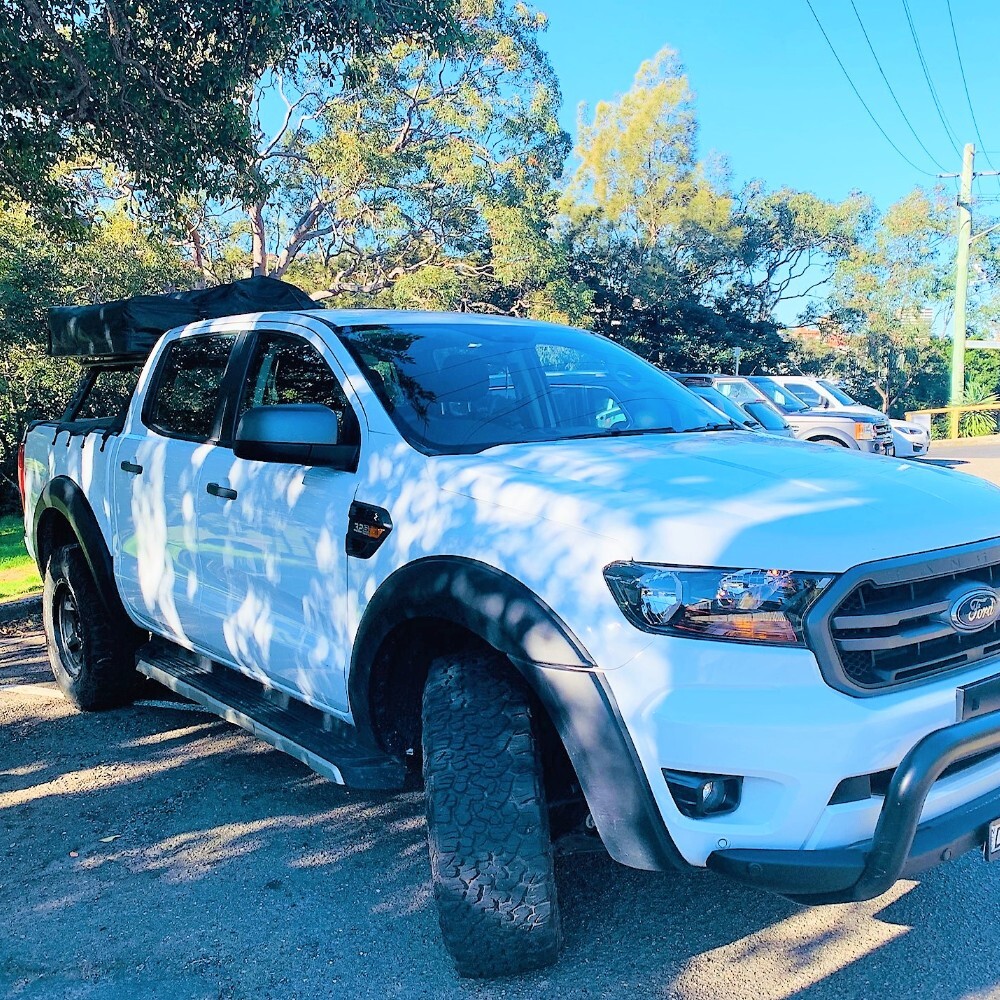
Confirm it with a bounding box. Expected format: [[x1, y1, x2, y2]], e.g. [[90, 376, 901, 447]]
[[32, 476, 127, 620]]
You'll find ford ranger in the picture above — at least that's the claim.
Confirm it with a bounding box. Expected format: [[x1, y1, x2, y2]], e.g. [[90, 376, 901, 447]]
[[20, 279, 1000, 977]]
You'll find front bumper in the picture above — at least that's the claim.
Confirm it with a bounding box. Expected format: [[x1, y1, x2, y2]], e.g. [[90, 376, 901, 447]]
[[864, 436, 895, 456], [706, 708, 1000, 903]]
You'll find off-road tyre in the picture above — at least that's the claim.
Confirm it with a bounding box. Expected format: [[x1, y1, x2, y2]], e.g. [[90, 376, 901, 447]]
[[422, 653, 562, 978], [43, 543, 144, 710]]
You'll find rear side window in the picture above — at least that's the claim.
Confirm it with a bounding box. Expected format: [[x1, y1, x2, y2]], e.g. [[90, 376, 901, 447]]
[[71, 367, 141, 423], [146, 335, 236, 440]]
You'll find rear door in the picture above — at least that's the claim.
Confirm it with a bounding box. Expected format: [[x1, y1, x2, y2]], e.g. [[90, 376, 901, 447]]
[[194, 321, 363, 713], [112, 331, 239, 643]]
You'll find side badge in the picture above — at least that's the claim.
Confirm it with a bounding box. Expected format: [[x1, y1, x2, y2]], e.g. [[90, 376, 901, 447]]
[[346, 501, 393, 559]]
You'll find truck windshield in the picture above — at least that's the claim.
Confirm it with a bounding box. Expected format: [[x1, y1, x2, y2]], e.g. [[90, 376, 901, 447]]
[[333, 321, 727, 454], [819, 380, 859, 407], [686, 384, 759, 428], [747, 376, 812, 414]]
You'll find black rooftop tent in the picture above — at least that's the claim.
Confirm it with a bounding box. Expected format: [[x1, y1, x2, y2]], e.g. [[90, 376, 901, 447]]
[[47, 276, 318, 362]]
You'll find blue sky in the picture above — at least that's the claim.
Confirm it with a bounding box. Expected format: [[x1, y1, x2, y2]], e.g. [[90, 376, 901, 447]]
[[536, 0, 1000, 213]]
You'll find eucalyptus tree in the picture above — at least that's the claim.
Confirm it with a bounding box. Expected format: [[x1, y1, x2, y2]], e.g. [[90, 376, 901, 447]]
[[1, 0, 458, 218], [181, 0, 588, 323], [561, 46, 867, 372]]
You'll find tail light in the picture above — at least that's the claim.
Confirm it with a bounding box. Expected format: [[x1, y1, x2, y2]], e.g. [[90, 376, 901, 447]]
[[17, 441, 25, 510]]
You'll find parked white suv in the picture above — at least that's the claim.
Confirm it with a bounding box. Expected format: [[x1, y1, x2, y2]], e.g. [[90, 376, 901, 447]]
[[771, 376, 930, 458], [20, 282, 1000, 977]]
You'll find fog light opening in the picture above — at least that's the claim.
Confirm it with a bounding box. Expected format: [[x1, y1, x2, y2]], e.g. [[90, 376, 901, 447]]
[[662, 769, 742, 818]]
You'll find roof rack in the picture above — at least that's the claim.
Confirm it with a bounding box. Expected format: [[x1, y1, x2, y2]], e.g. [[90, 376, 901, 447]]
[[47, 276, 317, 364]]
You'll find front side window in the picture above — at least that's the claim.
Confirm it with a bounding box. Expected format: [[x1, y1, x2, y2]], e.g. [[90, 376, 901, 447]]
[[332, 321, 725, 455], [146, 335, 236, 440], [239, 333, 359, 444]]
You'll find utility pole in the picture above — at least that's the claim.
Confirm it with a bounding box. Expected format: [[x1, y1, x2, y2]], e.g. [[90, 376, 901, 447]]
[[949, 143, 975, 437]]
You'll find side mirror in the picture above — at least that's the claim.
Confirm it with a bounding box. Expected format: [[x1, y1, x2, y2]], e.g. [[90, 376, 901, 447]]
[[234, 404, 359, 470]]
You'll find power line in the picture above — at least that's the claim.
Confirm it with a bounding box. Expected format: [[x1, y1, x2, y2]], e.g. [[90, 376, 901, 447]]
[[900, 0, 962, 158], [804, 0, 938, 177], [849, 0, 948, 172], [945, 0, 997, 173]]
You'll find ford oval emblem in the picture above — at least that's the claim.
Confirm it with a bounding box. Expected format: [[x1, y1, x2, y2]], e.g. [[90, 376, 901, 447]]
[[950, 587, 1000, 633]]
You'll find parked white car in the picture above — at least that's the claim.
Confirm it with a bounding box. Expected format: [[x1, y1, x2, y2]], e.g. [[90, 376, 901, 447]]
[[890, 418, 932, 458]]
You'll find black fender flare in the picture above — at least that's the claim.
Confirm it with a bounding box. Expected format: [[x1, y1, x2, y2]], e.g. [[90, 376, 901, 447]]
[[32, 476, 128, 620], [349, 556, 686, 872]]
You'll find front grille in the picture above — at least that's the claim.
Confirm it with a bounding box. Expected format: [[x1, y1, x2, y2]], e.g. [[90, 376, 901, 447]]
[[806, 539, 1000, 695]]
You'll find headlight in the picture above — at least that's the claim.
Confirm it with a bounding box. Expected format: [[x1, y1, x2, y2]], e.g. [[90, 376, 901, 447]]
[[854, 421, 877, 440], [603, 563, 836, 646], [898, 426, 921, 436]]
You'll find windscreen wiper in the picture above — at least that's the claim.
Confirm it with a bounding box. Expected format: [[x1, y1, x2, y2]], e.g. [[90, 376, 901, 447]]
[[561, 427, 683, 441], [683, 422, 745, 433]]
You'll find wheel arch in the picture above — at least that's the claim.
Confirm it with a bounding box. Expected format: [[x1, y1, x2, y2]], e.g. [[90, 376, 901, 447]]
[[350, 556, 686, 872], [32, 477, 127, 620], [348, 556, 595, 744], [805, 431, 855, 448]]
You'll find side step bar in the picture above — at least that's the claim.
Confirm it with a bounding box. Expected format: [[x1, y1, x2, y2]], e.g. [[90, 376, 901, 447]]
[[135, 639, 406, 791]]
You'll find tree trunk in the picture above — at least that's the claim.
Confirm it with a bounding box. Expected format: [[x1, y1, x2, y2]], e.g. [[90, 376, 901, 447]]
[[187, 226, 209, 288], [250, 203, 268, 276], [874, 383, 890, 414]]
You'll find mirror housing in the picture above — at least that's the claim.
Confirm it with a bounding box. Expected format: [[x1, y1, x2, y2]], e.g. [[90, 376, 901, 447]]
[[234, 404, 359, 470]]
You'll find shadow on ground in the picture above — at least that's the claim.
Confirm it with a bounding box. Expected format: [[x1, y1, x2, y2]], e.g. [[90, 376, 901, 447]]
[[4, 626, 1000, 1000]]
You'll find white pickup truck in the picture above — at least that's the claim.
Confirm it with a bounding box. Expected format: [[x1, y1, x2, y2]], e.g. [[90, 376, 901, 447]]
[[20, 281, 1000, 977]]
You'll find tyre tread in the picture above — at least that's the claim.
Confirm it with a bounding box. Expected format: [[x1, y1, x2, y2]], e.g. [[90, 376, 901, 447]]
[[422, 652, 561, 978]]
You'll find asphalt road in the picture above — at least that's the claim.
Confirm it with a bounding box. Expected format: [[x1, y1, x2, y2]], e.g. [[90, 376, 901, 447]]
[[920, 434, 1000, 484], [7, 443, 1000, 1000]]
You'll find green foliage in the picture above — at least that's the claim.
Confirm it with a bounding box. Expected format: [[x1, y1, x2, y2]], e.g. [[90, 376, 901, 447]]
[[791, 188, 954, 415], [965, 349, 1000, 397], [0, 0, 459, 218], [565, 48, 730, 248], [0, 203, 196, 509], [185, 0, 590, 325], [0, 513, 41, 600], [559, 47, 864, 372], [960, 376, 1000, 438]]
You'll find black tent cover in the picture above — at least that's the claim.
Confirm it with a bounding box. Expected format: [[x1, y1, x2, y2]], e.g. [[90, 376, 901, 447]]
[[47, 276, 318, 361]]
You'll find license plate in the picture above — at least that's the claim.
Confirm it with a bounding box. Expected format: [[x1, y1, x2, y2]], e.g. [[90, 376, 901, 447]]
[[985, 818, 1000, 862]]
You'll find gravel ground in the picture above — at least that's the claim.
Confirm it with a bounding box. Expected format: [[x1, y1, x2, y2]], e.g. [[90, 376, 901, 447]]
[[7, 444, 1000, 999], [5, 610, 1000, 1000]]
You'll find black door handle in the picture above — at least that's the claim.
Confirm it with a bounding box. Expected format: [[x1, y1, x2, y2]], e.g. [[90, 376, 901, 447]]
[[120, 461, 143, 475], [206, 482, 238, 501]]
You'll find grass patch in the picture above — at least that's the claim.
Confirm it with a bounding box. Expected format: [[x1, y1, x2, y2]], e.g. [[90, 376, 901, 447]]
[[0, 513, 41, 601]]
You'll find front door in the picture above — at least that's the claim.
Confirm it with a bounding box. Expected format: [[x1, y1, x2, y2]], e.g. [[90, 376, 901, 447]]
[[195, 326, 362, 714]]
